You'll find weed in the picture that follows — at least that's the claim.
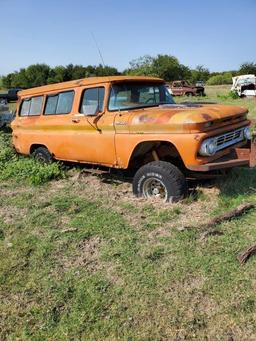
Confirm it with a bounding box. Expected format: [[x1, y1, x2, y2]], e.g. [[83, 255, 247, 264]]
[[0, 132, 64, 184], [217, 91, 239, 100]]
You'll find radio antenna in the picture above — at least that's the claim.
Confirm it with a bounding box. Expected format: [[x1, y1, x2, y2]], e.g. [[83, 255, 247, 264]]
[[90, 31, 119, 115], [91, 31, 107, 68], [89, 31, 113, 133]]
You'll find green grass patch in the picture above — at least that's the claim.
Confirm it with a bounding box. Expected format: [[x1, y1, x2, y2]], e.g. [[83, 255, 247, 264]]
[[0, 132, 64, 184]]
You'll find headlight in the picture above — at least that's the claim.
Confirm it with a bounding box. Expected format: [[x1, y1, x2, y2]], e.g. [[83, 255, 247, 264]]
[[243, 127, 251, 140], [199, 138, 217, 156]]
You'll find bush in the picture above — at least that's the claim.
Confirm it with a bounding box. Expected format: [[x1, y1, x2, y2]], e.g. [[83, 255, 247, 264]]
[[0, 132, 64, 185], [206, 73, 233, 85], [217, 91, 239, 100]]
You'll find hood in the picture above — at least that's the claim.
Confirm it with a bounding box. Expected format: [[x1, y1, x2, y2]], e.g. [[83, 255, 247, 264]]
[[129, 103, 248, 133]]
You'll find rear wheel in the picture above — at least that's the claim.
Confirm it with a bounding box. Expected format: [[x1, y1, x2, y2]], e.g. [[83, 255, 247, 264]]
[[33, 147, 53, 163], [133, 161, 188, 203], [185, 92, 193, 97]]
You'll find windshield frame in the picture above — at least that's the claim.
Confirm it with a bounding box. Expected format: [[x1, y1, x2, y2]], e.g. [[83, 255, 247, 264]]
[[107, 81, 175, 112]]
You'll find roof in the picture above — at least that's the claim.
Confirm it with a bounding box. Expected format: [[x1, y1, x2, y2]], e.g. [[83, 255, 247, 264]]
[[19, 76, 163, 97]]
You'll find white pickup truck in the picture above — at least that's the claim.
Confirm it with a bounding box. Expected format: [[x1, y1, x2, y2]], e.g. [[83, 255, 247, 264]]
[[231, 74, 256, 97]]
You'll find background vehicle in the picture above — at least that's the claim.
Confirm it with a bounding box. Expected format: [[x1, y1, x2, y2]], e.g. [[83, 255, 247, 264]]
[[165, 84, 173, 95], [231, 74, 256, 97], [195, 81, 204, 87], [0, 104, 15, 128], [170, 80, 205, 96], [0, 88, 21, 104]]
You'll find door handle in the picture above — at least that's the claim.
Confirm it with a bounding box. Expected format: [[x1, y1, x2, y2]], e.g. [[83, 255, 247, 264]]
[[72, 118, 80, 123]]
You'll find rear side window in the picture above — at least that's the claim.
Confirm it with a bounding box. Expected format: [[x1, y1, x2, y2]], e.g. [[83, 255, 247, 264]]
[[30, 96, 43, 115], [80, 87, 105, 115], [44, 91, 74, 115], [20, 99, 31, 116], [20, 96, 43, 116]]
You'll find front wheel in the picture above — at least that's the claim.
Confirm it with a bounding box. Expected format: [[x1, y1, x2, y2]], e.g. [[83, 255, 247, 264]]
[[132, 161, 188, 203]]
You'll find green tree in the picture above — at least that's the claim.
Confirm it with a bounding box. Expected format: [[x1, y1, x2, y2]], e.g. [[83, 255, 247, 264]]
[[71, 65, 87, 80], [126, 55, 155, 76], [94, 64, 120, 77], [152, 54, 184, 81], [190, 65, 210, 83], [125, 54, 191, 81], [206, 72, 233, 85], [1, 63, 120, 88], [47, 66, 67, 84], [239, 62, 256, 75], [11, 69, 28, 88], [2, 73, 15, 88], [25, 64, 50, 87]]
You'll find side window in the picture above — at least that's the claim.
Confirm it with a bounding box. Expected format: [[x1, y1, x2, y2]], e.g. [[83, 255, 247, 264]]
[[45, 95, 58, 115], [20, 96, 43, 116], [80, 87, 105, 115], [30, 96, 43, 116], [44, 91, 74, 115], [20, 99, 31, 116], [56, 92, 74, 114]]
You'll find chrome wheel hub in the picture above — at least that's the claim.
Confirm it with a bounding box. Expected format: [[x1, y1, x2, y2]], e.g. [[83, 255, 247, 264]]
[[142, 177, 168, 201]]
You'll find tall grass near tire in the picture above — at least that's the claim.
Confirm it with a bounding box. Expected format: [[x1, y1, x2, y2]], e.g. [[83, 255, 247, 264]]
[[0, 132, 64, 184]]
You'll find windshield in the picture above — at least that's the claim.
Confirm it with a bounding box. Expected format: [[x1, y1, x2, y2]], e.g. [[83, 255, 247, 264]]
[[108, 82, 175, 111]]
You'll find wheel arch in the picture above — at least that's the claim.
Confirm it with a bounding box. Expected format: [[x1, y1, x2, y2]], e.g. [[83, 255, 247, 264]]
[[127, 140, 184, 170], [30, 143, 51, 155]]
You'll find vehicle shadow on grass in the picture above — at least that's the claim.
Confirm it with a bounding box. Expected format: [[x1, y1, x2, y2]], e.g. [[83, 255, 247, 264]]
[[185, 167, 256, 204], [65, 162, 133, 186], [209, 167, 256, 199], [65, 162, 256, 202]]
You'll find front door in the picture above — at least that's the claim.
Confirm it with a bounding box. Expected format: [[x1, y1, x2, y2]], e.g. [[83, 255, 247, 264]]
[[67, 86, 117, 166]]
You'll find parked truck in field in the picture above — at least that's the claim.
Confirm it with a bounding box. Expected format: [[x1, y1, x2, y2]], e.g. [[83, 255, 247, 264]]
[[170, 80, 205, 96], [231, 74, 256, 97], [11, 76, 255, 202], [0, 104, 15, 128], [0, 88, 21, 104]]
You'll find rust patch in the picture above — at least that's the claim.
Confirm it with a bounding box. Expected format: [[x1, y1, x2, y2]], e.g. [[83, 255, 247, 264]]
[[202, 113, 212, 121], [134, 114, 156, 124]]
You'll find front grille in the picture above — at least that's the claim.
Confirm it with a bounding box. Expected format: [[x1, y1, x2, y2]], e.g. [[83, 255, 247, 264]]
[[215, 127, 245, 151]]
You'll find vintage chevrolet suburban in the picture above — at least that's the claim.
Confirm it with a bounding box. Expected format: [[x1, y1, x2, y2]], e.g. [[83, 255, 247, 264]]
[[11, 76, 255, 202]]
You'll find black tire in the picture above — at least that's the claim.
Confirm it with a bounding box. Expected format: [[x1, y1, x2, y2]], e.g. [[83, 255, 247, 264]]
[[185, 92, 193, 97], [133, 161, 188, 203], [33, 147, 53, 163]]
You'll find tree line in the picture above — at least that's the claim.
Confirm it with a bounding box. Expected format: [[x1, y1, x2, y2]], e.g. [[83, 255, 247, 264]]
[[1, 55, 256, 89]]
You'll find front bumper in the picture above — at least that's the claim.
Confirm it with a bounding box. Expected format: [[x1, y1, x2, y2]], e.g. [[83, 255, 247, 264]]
[[188, 134, 256, 172]]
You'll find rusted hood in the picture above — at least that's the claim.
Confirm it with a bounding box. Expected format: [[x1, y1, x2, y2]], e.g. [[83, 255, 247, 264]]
[[129, 103, 248, 133]]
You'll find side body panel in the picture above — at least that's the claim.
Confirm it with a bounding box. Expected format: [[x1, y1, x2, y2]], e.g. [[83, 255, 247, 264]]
[[12, 84, 117, 166]]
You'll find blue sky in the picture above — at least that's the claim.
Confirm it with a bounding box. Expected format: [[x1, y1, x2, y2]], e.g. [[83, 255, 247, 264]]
[[0, 0, 255, 75]]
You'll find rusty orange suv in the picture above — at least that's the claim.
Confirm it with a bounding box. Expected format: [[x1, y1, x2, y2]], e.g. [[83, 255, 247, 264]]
[[12, 76, 255, 202]]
